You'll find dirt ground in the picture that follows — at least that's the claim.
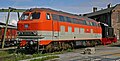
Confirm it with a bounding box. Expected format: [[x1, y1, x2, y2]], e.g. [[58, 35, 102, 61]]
[[47, 41, 120, 61]]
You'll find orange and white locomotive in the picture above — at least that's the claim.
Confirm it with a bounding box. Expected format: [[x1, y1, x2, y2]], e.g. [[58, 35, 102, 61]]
[[17, 8, 116, 52]]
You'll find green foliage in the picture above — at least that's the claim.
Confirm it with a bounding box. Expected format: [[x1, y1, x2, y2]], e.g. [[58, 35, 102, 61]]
[[52, 51, 64, 54], [0, 48, 63, 61], [4, 53, 32, 61], [66, 49, 73, 52], [0, 51, 9, 57]]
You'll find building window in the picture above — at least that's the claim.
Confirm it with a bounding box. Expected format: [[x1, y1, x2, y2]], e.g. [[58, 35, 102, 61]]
[[117, 12, 120, 23], [46, 13, 51, 20]]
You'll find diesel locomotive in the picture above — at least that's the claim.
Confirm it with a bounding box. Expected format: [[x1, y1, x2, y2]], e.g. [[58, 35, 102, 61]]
[[17, 8, 117, 52]]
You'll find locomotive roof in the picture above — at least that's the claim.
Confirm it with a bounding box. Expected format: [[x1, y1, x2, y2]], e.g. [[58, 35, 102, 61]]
[[26, 8, 95, 21], [0, 22, 17, 29]]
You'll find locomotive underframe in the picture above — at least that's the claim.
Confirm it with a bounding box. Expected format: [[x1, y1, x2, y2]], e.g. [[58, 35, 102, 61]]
[[17, 37, 101, 53]]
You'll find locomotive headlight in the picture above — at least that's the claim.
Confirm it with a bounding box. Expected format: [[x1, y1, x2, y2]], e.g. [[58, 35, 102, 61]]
[[30, 41, 33, 45], [22, 47, 25, 49], [24, 24, 29, 28]]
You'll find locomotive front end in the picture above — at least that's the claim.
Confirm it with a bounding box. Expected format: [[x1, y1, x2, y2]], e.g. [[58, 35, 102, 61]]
[[17, 10, 43, 52]]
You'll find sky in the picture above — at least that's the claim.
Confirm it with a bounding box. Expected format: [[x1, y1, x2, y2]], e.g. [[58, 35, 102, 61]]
[[0, 0, 120, 26]]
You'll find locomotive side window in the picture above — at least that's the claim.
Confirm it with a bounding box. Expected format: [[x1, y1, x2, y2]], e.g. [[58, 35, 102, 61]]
[[66, 17, 71, 23], [75, 20, 79, 24], [52, 14, 58, 20], [72, 18, 76, 23], [59, 15, 65, 22], [79, 20, 84, 24], [46, 13, 51, 20], [20, 13, 29, 20], [92, 22, 95, 26], [30, 12, 40, 19], [92, 22, 97, 26], [70, 18, 74, 23], [82, 20, 87, 25], [90, 22, 93, 26]]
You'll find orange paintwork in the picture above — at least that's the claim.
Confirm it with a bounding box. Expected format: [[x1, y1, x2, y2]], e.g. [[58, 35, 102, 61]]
[[20, 40, 26, 47], [39, 40, 52, 45], [17, 8, 102, 46], [0, 28, 17, 41]]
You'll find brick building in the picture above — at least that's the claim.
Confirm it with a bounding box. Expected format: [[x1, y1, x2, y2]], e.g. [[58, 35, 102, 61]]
[[84, 4, 120, 40]]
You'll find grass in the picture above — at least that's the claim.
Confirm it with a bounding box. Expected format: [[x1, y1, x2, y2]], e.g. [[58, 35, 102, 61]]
[[30, 56, 59, 61], [0, 51, 9, 57], [0, 48, 16, 57], [0, 48, 70, 61], [66, 49, 73, 52], [1, 51, 61, 61], [4, 53, 32, 61], [4, 53, 59, 61]]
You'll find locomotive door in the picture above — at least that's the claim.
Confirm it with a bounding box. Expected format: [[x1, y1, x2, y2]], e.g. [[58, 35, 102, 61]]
[[52, 16, 59, 40]]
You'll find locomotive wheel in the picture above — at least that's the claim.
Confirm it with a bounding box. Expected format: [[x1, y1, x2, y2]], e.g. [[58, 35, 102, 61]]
[[58, 42, 63, 51], [61, 42, 72, 50], [70, 42, 74, 49], [83, 41, 86, 46], [45, 44, 53, 53], [90, 41, 96, 47], [86, 41, 91, 46]]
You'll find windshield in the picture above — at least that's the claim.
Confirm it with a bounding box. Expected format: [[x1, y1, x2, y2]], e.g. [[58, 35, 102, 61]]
[[20, 12, 40, 20], [30, 12, 40, 19], [20, 13, 29, 20]]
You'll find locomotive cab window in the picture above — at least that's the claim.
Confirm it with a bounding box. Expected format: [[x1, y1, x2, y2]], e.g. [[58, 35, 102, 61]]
[[20, 13, 29, 20], [46, 13, 51, 20], [30, 12, 40, 19]]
